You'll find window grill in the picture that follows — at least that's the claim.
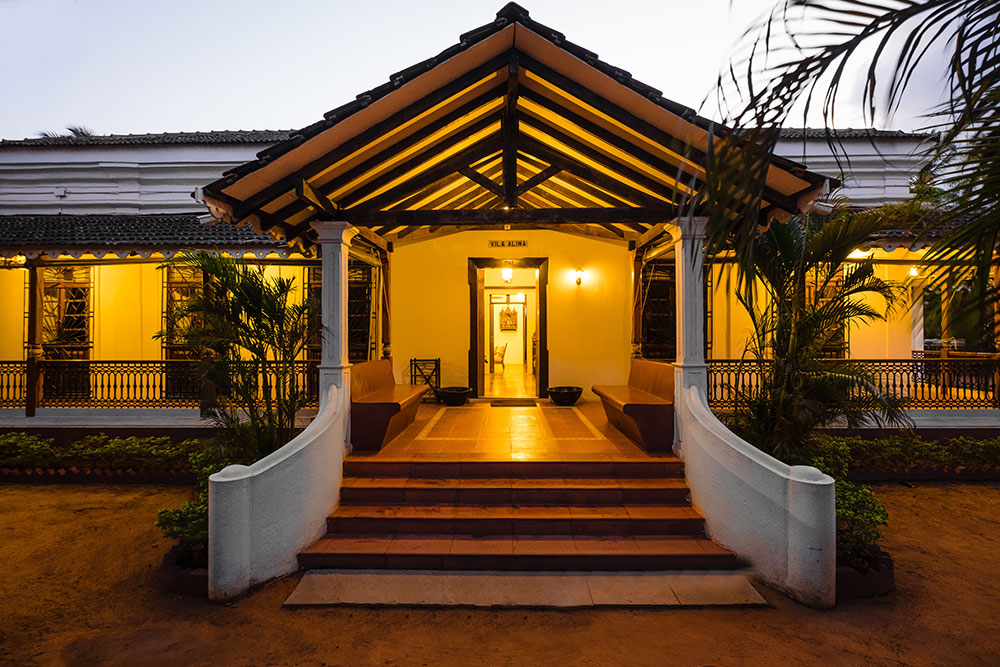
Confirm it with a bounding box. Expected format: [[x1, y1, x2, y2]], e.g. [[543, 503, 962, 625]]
[[40, 265, 92, 360], [306, 260, 380, 364]]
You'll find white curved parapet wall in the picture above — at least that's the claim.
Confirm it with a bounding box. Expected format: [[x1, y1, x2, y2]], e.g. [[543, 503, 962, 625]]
[[207, 385, 347, 601], [677, 385, 837, 607]]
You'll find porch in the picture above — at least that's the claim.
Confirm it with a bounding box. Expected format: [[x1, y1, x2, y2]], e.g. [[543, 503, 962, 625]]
[[2, 354, 998, 418], [353, 400, 654, 461]]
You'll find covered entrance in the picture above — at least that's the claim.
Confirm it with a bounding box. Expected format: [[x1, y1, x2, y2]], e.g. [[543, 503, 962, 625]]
[[201, 5, 825, 405], [201, 3, 830, 605], [469, 256, 547, 398]]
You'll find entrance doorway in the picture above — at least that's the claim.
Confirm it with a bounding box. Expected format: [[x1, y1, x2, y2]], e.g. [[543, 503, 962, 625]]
[[486, 289, 534, 397], [468, 258, 548, 398]]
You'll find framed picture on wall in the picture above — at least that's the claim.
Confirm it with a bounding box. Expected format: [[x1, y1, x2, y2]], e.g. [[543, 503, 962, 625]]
[[499, 306, 518, 332]]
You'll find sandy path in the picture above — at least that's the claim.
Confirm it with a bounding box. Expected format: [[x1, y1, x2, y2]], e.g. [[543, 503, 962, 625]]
[[1, 482, 998, 666]]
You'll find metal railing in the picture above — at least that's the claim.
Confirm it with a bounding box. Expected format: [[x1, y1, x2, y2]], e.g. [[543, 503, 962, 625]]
[[0, 361, 26, 408], [1, 359, 319, 412], [706, 355, 1000, 410]]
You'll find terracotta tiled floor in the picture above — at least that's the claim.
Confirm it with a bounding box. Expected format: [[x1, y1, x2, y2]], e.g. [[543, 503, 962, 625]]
[[484, 364, 536, 398], [368, 399, 660, 461]]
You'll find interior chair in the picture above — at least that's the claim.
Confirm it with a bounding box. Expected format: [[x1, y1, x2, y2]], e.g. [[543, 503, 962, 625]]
[[493, 343, 507, 372]]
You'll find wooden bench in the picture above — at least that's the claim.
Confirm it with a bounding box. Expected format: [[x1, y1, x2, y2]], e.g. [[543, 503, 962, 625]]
[[350, 359, 429, 452], [592, 359, 675, 452]]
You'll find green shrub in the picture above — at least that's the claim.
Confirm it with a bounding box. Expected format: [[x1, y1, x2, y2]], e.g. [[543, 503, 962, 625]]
[[791, 438, 889, 571], [0, 432, 59, 468], [155, 436, 257, 569], [157, 497, 209, 568], [834, 481, 889, 571], [811, 432, 1000, 470], [0, 432, 201, 470]]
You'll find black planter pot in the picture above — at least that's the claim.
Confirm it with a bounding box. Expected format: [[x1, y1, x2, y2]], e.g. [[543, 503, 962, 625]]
[[437, 386, 473, 406], [836, 549, 895, 601], [547, 386, 583, 406]]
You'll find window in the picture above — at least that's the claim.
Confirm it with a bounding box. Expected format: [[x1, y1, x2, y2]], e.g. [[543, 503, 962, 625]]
[[639, 260, 676, 360], [808, 272, 848, 359], [162, 265, 203, 361], [306, 260, 381, 364], [41, 266, 92, 360]]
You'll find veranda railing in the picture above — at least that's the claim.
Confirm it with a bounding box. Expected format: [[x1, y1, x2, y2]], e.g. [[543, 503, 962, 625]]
[[706, 354, 1000, 410], [1, 359, 319, 413]]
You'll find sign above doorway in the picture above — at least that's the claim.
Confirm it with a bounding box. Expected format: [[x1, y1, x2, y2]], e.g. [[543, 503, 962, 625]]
[[489, 240, 527, 248]]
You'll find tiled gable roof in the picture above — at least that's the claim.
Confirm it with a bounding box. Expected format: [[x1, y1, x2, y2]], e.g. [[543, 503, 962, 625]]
[[0, 130, 292, 148], [777, 128, 935, 140], [0, 127, 934, 148], [0, 214, 288, 256]]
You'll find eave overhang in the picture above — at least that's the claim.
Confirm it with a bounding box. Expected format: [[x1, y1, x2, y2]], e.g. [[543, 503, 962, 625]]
[[202, 3, 830, 251]]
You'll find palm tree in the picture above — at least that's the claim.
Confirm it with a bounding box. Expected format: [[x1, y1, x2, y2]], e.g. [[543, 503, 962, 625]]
[[156, 251, 319, 459], [705, 1, 999, 309], [36, 126, 96, 139], [725, 205, 908, 457]]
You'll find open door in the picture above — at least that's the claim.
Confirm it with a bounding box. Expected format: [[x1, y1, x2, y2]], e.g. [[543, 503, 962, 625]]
[[469, 258, 548, 398]]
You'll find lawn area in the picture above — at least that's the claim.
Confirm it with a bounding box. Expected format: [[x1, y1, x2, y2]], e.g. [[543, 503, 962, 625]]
[[1, 482, 998, 666]]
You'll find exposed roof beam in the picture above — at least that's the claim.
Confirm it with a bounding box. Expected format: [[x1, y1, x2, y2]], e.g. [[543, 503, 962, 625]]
[[519, 53, 710, 166], [635, 221, 675, 249], [363, 136, 504, 211], [459, 166, 504, 198], [515, 165, 561, 197], [226, 52, 510, 220], [502, 51, 520, 208], [268, 85, 506, 223], [295, 179, 339, 215], [519, 136, 666, 209], [519, 87, 702, 194], [347, 221, 388, 252], [599, 223, 626, 238], [520, 115, 678, 207], [340, 206, 677, 227], [335, 113, 502, 209]]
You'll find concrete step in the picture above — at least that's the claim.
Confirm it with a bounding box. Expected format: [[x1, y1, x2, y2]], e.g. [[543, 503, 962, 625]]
[[340, 477, 690, 505], [328, 504, 705, 536], [284, 569, 766, 607], [298, 534, 745, 571], [342, 458, 685, 479]]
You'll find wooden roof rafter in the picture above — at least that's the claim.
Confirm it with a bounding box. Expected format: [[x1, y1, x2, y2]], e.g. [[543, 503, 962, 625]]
[[202, 5, 831, 251]]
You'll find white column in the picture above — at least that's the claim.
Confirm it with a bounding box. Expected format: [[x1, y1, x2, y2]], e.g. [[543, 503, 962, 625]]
[[672, 216, 708, 394], [311, 220, 359, 408]]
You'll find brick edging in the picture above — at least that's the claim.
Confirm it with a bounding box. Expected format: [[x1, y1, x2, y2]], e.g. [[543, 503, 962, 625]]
[[0, 466, 196, 484], [847, 465, 1000, 482]]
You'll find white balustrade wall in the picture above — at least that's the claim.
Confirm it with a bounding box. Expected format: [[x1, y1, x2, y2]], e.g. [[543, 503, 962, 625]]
[[208, 385, 347, 600], [676, 384, 837, 608]]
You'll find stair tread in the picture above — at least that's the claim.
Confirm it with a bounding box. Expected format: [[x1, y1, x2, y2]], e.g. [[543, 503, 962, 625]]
[[303, 534, 734, 557], [333, 505, 701, 519], [343, 477, 688, 489], [345, 456, 684, 464]]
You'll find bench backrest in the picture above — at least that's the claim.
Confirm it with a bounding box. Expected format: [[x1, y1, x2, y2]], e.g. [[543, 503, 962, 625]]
[[627, 358, 674, 403], [351, 358, 397, 399]]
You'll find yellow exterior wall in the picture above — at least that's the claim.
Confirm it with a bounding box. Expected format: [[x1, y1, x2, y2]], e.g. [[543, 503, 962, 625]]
[[849, 249, 922, 360], [0, 268, 26, 359], [709, 262, 758, 359], [709, 250, 924, 362], [93, 263, 163, 360], [390, 230, 632, 395]]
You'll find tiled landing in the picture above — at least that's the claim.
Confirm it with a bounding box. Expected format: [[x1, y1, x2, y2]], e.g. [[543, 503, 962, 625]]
[[284, 570, 766, 607], [369, 401, 656, 461]]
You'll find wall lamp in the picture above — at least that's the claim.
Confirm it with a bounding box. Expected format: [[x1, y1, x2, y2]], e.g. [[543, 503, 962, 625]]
[[575, 268, 585, 285], [502, 267, 513, 283]]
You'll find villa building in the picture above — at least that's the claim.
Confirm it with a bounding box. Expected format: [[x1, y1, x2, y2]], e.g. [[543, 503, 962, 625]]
[[0, 123, 951, 412], [0, 3, 989, 607]]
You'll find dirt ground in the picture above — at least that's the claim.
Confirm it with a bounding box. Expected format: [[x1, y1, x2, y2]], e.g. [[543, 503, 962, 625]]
[[1, 482, 998, 667]]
